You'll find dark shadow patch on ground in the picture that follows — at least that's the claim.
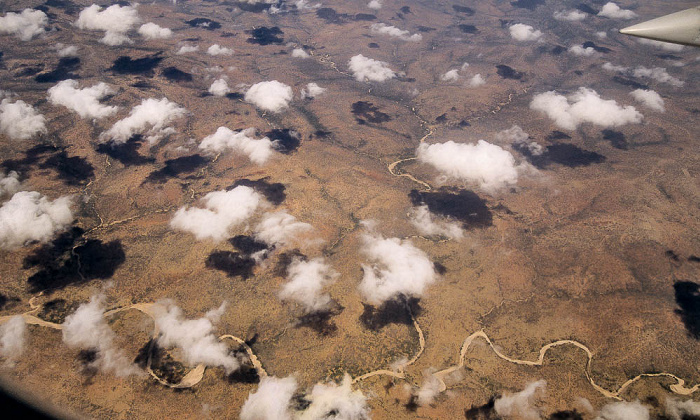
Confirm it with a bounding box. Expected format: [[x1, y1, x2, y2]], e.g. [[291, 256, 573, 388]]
[[161, 66, 193, 83], [266, 129, 301, 154], [510, 0, 545, 10], [514, 142, 605, 168], [14, 64, 44, 78], [576, 4, 597, 14], [229, 178, 286, 205], [582, 41, 611, 53], [297, 302, 344, 336], [368, 42, 379, 48], [229, 235, 269, 255], [205, 251, 256, 279], [549, 410, 584, 420], [35, 56, 80, 83], [355, 13, 376, 21], [602, 130, 627, 150], [547, 131, 571, 141], [43, 0, 79, 14], [453, 5, 475, 15], [36, 298, 79, 324], [417, 26, 436, 32], [247, 26, 284, 45], [674, 281, 700, 339], [464, 398, 497, 419], [0, 294, 20, 311], [95, 135, 155, 166], [689, 255, 700, 263], [185, 18, 221, 30], [110, 52, 164, 76], [274, 250, 306, 277], [351, 101, 391, 124], [39, 151, 94, 185], [410, 189, 493, 229], [146, 154, 209, 183], [134, 339, 188, 384], [612, 76, 648, 90], [496, 65, 523, 80], [316, 7, 350, 24], [458, 24, 479, 34], [360, 296, 421, 331]]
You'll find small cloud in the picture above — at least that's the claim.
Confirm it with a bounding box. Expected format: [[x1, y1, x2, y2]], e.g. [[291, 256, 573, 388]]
[[240, 376, 299, 420], [0, 9, 47, 41], [666, 398, 700, 420], [244, 81, 294, 113], [301, 374, 369, 419], [0, 171, 21, 199], [370, 23, 422, 42], [596, 31, 607, 39], [598, 2, 637, 19], [553, 10, 587, 21], [410, 205, 464, 240], [279, 257, 338, 313], [100, 98, 187, 144], [138, 22, 172, 40], [48, 79, 119, 119], [469, 74, 486, 87], [415, 369, 442, 406], [0, 316, 27, 365], [75, 4, 141, 46], [494, 380, 546, 420], [0, 99, 46, 141], [509, 23, 542, 41], [348, 54, 396, 82], [207, 44, 234, 56], [630, 89, 665, 112], [597, 400, 649, 420], [291, 48, 309, 58], [208, 78, 231, 96], [199, 127, 275, 164], [602, 62, 684, 87], [367, 0, 382, 10], [440, 69, 460, 82], [176, 44, 199, 55], [301, 82, 326, 99], [55, 43, 79, 57], [568, 45, 596, 56], [254, 210, 313, 247], [0, 191, 73, 249]]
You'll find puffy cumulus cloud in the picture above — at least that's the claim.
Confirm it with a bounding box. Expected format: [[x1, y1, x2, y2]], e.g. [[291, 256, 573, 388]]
[[199, 127, 275, 165], [0, 191, 73, 250], [410, 205, 464, 240], [666, 398, 700, 420], [368, 0, 382, 10], [0, 171, 21, 199], [170, 186, 264, 242], [348, 54, 396, 83], [604, 62, 685, 86], [469, 74, 486, 87], [509, 23, 542, 42], [0, 99, 46, 141], [152, 301, 240, 373], [569, 45, 596, 56], [494, 380, 546, 420], [300, 374, 369, 420], [416, 140, 521, 193], [441, 69, 460, 82], [0, 316, 27, 364], [358, 224, 438, 305], [245, 81, 294, 113], [240, 375, 298, 420], [176, 44, 199, 54], [0, 9, 47, 41], [497, 125, 544, 156], [415, 369, 442, 406], [595, 400, 649, 420], [294, 0, 321, 11], [637, 38, 684, 52], [530, 88, 643, 130], [101, 98, 187, 144], [62, 294, 142, 377], [553, 10, 587, 21], [598, 2, 637, 19], [207, 44, 233, 56], [279, 257, 338, 313], [370, 23, 422, 42], [55, 43, 79, 57], [630, 89, 665, 112], [48, 80, 118, 119], [301, 82, 326, 99], [75, 4, 141, 46], [254, 210, 313, 247], [292, 48, 310, 58], [138, 22, 172, 40], [208, 78, 231, 96]]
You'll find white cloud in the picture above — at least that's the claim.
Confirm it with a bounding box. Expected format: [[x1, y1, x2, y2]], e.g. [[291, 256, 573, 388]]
[[630, 89, 665, 112], [410, 205, 464, 240], [291, 48, 309, 58], [497, 125, 544, 156], [300, 374, 369, 419], [55, 43, 79, 57], [254, 210, 313, 247], [441, 69, 460, 82], [241, 376, 298, 420], [359, 223, 438, 305], [0, 99, 46, 141], [170, 186, 264, 242], [208, 78, 231, 97], [294, 0, 321, 11], [596, 31, 608, 39], [207, 44, 234, 56], [494, 380, 546, 420], [279, 257, 338, 313], [0, 191, 73, 250], [62, 294, 142, 377], [416, 140, 521, 193], [371, 23, 422, 42], [245, 81, 294, 113], [666, 398, 700, 420], [48, 80, 118, 119], [75, 4, 141, 46], [0, 316, 27, 365], [348, 54, 396, 82], [101, 98, 187, 144], [0, 9, 47, 41], [415, 369, 442, 406], [530, 88, 643, 130], [138, 22, 172, 40], [469, 74, 486, 87], [604, 62, 684, 87], [598, 2, 637, 19], [509, 23, 542, 41], [176, 44, 199, 54], [301, 82, 326, 99], [367, 0, 382, 10], [152, 300, 240, 373], [553, 10, 587, 21], [637, 38, 684, 52], [199, 127, 275, 165], [0, 171, 21, 199], [596, 400, 649, 420], [569, 45, 596, 56]]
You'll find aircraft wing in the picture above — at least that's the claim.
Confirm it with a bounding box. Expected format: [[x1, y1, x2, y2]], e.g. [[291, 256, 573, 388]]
[[619, 6, 700, 47]]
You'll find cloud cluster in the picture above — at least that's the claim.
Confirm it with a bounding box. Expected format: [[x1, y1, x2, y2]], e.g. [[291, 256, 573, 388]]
[[598, 2, 637, 19], [530, 88, 643, 130], [240, 376, 298, 420], [199, 127, 275, 165], [497, 125, 543, 156], [48, 80, 118, 119], [630, 89, 665, 112], [359, 224, 438, 305], [138, 22, 172, 40], [371, 23, 422, 42], [292, 48, 309, 58], [245, 81, 294, 113], [0, 9, 48, 41], [0, 191, 73, 250], [62, 294, 142, 377], [602, 62, 684, 87], [279, 257, 338, 313], [666, 398, 700, 420], [348, 55, 396, 82], [368, 0, 382, 10], [494, 380, 546, 420], [441, 69, 460, 82], [569, 45, 596, 57], [415, 369, 442, 406], [637, 38, 684, 52], [301, 83, 326, 99], [0, 171, 21, 199], [176, 44, 199, 54], [469, 74, 486, 87], [208, 78, 231, 96], [596, 400, 649, 420], [254, 210, 313, 247], [0, 99, 47, 141], [170, 186, 264, 242], [509, 24, 542, 41], [207, 44, 233, 56], [101, 98, 187, 144], [152, 301, 240, 373], [410, 205, 464, 240], [75, 4, 141, 46], [417, 140, 521, 193], [0, 316, 27, 365], [553, 10, 587, 21]]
